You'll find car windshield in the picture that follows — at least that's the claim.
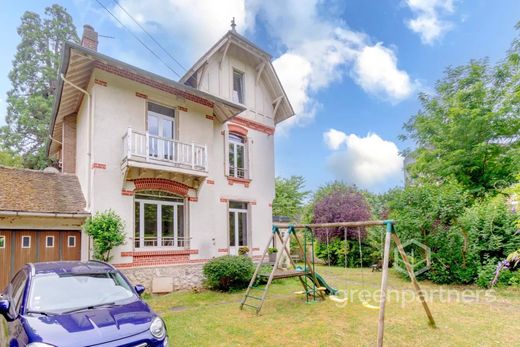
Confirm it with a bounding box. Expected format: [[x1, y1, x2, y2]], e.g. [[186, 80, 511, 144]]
[[27, 271, 136, 313]]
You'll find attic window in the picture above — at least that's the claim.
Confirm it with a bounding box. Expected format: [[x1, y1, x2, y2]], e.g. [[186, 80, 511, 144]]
[[232, 69, 244, 104]]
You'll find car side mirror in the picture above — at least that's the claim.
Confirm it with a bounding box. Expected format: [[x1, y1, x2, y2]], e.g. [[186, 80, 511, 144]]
[[0, 299, 11, 319], [134, 284, 145, 296]]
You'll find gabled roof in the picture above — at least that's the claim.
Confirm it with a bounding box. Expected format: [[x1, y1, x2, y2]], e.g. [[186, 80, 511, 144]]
[[0, 166, 88, 216], [179, 30, 295, 124], [48, 42, 246, 156]]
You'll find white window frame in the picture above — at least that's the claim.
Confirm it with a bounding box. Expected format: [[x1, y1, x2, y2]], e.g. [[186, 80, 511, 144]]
[[232, 69, 245, 104], [0, 235, 5, 249], [21, 236, 31, 249], [147, 102, 177, 160], [134, 195, 186, 249], [228, 202, 249, 248], [45, 235, 55, 248], [229, 133, 247, 179], [67, 236, 76, 248]]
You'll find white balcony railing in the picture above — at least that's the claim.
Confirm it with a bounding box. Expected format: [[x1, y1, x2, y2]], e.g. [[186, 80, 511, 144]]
[[123, 128, 208, 172]]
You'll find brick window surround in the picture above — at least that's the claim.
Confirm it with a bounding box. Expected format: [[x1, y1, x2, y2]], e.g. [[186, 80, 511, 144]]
[[132, 178, 190, 196]]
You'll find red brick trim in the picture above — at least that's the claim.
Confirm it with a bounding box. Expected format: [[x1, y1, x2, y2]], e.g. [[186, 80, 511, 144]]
[[250, 201, 257, 205], [132, 178, 190, 196], [178, 106, 188, 112], [220, 198, 228, 203], [206, 179, 215, 185], [233, 116, 275, 135], [252, 247, 260, 251], [268, 203, 273, 207], [135, 92, 148, 99], [227, 176, 251, 187], [206, 114, 215, 121], [218, 248, 229, 252], [121, 249, 198, 257], [121, 189, 134, 196], [228, 123, 248, 137], [92, 162, 107, 169], [188, 197, 198, 202], [94, 79, 107, 87], [116, 249, 198, 267], [94, 61, 214, 108]]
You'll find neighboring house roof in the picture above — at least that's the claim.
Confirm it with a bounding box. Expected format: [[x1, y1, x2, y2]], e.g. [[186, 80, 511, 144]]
[[0, 166, 88, 216], [179, 30, 295, 124], [47, 42, 246, 156]]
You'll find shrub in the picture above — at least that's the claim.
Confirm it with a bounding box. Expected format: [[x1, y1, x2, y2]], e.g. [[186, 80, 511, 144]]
[[268, 247, 278, 254], [203, 255, 254, 291], [83, 210, 125, 261]]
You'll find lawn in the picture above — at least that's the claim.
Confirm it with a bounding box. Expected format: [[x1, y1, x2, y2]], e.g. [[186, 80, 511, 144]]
[[146, 266, 520, 346]]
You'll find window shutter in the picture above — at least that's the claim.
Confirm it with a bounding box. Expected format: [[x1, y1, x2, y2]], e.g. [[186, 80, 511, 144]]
[[247, 137, 252, 180], [224, 127, 230, 177]]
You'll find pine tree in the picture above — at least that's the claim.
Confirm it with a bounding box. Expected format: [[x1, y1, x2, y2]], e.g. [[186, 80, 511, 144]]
[[1, 4, 78, 169]]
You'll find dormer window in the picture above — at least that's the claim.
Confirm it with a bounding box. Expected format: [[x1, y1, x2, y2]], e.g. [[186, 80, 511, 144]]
[[232, 69, 244, 104]]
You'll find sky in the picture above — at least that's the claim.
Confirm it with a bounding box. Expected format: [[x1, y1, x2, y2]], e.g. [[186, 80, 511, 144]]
[[0, 0, 519, 193]]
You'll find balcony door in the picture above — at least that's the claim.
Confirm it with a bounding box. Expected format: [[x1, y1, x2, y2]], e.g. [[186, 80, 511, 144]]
[[147, 102, 175, 160]]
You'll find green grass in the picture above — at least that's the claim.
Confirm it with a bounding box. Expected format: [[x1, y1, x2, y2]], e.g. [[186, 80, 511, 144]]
[[146, 266, 520, 346]]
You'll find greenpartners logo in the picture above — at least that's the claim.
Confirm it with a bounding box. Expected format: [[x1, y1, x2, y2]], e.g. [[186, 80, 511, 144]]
[[394, 239, 431, 276]]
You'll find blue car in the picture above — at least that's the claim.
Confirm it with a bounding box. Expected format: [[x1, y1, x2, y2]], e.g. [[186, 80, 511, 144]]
[[0, 261, 168, 347]]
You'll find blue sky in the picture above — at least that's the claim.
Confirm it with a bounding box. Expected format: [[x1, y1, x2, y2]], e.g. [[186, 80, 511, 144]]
[[0, 0, 519, 193]]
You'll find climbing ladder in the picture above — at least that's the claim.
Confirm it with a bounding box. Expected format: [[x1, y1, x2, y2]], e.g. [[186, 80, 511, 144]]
[[240, 226, 325, 315]]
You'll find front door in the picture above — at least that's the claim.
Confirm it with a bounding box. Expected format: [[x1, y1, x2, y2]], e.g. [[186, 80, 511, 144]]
[[229, 201, 248, 255]]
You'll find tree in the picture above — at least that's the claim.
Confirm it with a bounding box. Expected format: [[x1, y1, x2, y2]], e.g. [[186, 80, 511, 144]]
[[402, 22, 520, 196], [0, 149, 23, 168], [272, 176, 309, 220], [0, 5, 78, 169], [84, 210, 125, 261]]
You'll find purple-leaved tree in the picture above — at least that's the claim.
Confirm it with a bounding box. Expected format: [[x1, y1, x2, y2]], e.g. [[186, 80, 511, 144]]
[[312, 188, 371, 242]]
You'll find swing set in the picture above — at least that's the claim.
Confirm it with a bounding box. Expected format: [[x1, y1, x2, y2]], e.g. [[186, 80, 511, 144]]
[[239, 220, 435, 347]]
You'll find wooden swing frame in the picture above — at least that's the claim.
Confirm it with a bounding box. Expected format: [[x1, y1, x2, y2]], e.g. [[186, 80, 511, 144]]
[[272, 220, 436, 347]]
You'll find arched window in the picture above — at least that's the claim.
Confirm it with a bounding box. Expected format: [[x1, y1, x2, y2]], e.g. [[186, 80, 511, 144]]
[[134, 190, 186, 249], [228, 133, 247, 178]]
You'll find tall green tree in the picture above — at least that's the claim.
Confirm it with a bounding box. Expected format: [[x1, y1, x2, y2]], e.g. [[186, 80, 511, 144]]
[[272, 176, 309, 221], [1, 5, 78, 169], [402, 22, 520, 196]]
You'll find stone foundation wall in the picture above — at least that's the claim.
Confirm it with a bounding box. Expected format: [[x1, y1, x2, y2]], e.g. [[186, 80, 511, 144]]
[[122, 263, 204, 292]]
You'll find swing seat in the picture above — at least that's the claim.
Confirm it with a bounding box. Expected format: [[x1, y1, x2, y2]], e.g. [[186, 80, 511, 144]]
[[328, 295, 348, 304], [361, 300, 380, 310], [294, 290, 306, 295]]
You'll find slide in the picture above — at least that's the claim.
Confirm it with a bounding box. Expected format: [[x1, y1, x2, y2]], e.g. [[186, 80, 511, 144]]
[[309, 272, 338, 296]]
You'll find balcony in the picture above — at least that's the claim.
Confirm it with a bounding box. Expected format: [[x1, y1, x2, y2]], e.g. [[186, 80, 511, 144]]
[[122, 128, 208, 177]]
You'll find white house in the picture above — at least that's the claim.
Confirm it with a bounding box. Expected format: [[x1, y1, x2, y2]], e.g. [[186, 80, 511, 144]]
[[0, 24, 294, 290]]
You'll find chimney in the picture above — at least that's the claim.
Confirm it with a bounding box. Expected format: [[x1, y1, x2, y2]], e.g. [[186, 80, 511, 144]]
[[81, 24, 98, 51]]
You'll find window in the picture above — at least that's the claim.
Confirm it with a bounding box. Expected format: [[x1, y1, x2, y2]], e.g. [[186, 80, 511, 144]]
[[147, 102, 175, 160], [45, 236, 55, 248], [0, 235, 5, 249], [21, 236, 31, 248], [11, 270, 27, 313], [68, 236, 76, 248], [134, 191, 186, 248], [232, 69, 244, 104], [229, 133, 247, 178], [229, 201, 248, 248]]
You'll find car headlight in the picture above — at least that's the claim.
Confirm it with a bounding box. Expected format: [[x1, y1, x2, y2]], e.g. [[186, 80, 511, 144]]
[[150, 317, 166, 339], [27, 343, 55, 347]]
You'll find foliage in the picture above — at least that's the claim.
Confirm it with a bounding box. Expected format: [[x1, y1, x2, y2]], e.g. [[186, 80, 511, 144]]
[[272, 176, 309, 220], [268, 247, 278, 254], [0, 150, 23, 168], [311, 183, 372, 242], [238, 246, 249, 256], [202, 255, 254, 291], [402, 25, 520, 196], [83, 210, 125, 261], [0, 5, 78, 169]]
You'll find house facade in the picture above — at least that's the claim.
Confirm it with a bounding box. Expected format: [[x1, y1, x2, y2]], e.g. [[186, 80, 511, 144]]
[[20, 24, 293, 290]]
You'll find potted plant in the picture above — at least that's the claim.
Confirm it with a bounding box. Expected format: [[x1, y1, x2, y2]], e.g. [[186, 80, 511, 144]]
[[268, 247, 278, 262], [238, 246, 249, 256]]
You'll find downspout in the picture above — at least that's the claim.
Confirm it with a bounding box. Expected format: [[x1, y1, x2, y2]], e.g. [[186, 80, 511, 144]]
[[60, 73, 93, 260]]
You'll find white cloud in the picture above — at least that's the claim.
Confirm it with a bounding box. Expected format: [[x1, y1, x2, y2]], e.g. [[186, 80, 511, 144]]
[[324, 129, 404, 188], [405, 0, 456, 44], [352, 43, 413, 102], [108, 0, 414, 132]]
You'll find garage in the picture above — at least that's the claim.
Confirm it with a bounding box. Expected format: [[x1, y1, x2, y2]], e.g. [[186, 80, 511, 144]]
[[0, 166, 89, 289]]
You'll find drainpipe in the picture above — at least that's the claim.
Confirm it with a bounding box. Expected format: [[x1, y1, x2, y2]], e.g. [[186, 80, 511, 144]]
[[60, 73, 93, 213]]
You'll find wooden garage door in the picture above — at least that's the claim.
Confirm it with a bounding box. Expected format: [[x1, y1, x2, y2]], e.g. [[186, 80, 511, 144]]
[[0, 230, 81, 290]]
